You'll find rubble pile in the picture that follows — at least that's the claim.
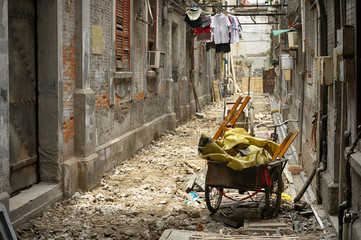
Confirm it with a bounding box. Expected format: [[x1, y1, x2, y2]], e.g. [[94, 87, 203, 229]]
[[16, 94, 335, 240]]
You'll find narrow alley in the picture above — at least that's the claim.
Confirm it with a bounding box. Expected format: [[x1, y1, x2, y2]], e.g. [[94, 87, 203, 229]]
[[14, 93, 334, 239], [0, 0, 360, 240]]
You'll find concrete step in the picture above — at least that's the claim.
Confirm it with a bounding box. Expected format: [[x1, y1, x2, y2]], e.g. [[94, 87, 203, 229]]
[[9, 182, 63, 228]]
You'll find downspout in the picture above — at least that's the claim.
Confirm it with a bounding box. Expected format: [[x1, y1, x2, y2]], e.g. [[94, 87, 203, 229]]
[[338, 130, 351, 240], [337, 1, 347, 239], [339, 129, 361, 240], [298, 0, 306, 158], [315, 0, 328, 204], [316, 115, 327, 203]]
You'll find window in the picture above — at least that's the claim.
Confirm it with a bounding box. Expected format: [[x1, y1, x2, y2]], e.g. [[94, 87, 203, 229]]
[[116, 0, 131, 70], [148, 0, 156, 51]]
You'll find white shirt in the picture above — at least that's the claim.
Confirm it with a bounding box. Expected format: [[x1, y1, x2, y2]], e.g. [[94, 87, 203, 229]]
[[211, 14, 231, 44]]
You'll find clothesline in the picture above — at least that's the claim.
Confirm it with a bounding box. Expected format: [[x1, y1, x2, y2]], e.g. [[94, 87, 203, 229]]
[[185, 7, 243, 53]]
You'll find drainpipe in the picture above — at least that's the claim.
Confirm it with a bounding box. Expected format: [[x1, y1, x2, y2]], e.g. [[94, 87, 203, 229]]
[[338, 0, 347, 207], [338, 130, 351, 240], [314, 0, 328, 204], [298, 0, 306, 158], [339, 129, 361, 239], [316, 115, 327, 203]]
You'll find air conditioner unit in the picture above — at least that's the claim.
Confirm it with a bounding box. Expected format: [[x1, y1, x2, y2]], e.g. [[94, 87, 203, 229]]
[[316, 56, 333, 85], [148, 51, 165, 69], [287, 32, 298, 49]]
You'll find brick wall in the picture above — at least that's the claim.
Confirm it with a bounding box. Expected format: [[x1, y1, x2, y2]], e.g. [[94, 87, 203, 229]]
[[60, 0, 212, 155], [92, 0, 170, 146], [62, 0, 76, 159], [300, 2, 318, 170], [326, 0, 335, 55]]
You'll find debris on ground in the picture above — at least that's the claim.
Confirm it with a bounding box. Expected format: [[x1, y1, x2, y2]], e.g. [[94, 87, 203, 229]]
[[16, 93, 336, 240]]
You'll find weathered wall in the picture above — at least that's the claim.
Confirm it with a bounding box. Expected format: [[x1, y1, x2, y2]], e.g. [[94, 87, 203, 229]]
[[62, 0, 76, 159], [345, 0, 357, 140], [1, 0, 215, 223], [298, 2, 318, 181], [0, 0, 10, 210], [232, 16, 273, 80]]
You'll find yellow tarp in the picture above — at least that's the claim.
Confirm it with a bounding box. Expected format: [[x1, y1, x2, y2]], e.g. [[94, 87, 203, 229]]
[[198, 128, 280, 171]]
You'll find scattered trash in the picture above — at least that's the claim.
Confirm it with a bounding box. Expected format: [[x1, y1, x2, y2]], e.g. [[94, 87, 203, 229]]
[[15, 94, 335, 240], [282, 193, 293, 203], [288, 165, 303, 175], [185, 192, 200, 205]]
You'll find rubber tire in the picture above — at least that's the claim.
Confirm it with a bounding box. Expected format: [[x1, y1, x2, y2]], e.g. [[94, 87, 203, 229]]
[[205, 185, 223, 213], [264, 167, 284, 218]]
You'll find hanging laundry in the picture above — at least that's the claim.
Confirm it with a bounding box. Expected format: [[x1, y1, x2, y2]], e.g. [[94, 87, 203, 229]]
[[194, 27, 211, 34], [215, 43, 230, 53], [228, 15, 241, 44], [206, 41, 216, 51], [236, 17, 243, 32], [200, 15, 211, 28], [184, 7, 203, 28], [197, 32, 212, 42], [210, 13, 231, 44], [195, 27, 212, 41]]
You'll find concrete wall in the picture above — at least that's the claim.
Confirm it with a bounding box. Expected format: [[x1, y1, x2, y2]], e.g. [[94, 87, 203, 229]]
[[61, 0, 215, 197], [0, 0, 216, 225], [285, 0, 360, 224], [0, 0, 10, 210], [232, 16, 273, 80]]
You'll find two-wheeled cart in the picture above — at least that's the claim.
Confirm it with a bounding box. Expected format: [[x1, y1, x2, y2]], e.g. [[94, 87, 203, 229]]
[[205, 117, 299, 218], [205, 158, 287, 218]]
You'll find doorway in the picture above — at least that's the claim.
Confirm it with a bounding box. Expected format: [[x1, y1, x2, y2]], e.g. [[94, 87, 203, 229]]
[[8, 0, 39, 195]]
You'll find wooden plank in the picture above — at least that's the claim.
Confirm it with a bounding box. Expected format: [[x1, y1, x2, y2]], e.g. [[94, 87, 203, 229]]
[[230, 54, 238, 93], [213, 95, 243, 140], [272, 132, 292, 161], [229, 96, 250, 127], [185, 174, 197, 193], [276, 130, 299, 159], [161, 229, 300, 240], [245, 221, 288, 228], [212, 80, 221, 102]]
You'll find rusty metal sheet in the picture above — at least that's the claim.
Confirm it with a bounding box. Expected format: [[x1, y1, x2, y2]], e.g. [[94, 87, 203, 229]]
[[206, 161, 263, 190]]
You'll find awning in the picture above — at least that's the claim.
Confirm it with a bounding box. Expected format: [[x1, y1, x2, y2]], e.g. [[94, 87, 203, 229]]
[[272, 28, 295, 36]]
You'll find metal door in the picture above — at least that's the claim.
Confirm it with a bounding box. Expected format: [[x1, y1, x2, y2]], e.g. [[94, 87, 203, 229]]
[[8, 0, 38, 194]]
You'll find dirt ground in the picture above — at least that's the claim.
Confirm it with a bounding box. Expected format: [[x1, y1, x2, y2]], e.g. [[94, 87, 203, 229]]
[[16, 93, 336, 240]]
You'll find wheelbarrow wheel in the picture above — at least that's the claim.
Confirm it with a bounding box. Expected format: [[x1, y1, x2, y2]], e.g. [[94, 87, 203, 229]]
[[205, 185, 222, 213], [264, 167, 284, 218]]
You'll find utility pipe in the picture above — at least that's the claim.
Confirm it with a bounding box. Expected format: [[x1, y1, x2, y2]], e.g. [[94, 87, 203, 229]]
[[316, 116, 328, 204], [294, 161, 318, 202], [315, 0, 328, 204], [338, 0, 347, 209], [298, 0, 306, 158], [338, 130, 351, 240], [340, 130, 361, 239]]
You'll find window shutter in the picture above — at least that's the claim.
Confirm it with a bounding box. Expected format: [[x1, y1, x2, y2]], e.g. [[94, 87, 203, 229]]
[[147, 0, 156, 51], [116, 0, 130, 70]]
